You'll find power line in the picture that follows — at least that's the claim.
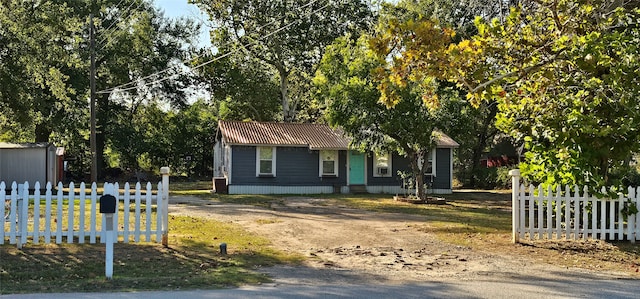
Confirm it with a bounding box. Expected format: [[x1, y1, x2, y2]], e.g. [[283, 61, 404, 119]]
[[99, 0, 135, 35], [98, 0, 146, 48], [97, 0, 326, 94]]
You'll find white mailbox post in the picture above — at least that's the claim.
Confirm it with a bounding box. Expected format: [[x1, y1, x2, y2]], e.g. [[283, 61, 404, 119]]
[[99, 194, 117, 279]]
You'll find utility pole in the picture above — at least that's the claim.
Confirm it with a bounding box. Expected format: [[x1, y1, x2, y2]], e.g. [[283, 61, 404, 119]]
[[90, 11, 98, 183]]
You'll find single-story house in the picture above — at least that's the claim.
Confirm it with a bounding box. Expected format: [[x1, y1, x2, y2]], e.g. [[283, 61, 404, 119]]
[[213, 120, 459, 194], [0, 143, 64, 185]]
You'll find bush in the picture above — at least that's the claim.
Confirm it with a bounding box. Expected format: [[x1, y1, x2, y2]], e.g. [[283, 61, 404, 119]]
[[618, 167, 640, 188], [470, 166, 512, 189]]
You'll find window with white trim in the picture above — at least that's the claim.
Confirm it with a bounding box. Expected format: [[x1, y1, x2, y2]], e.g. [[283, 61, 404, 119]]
[[373, 152, 392, 177], [256, 147, 276, 176], [418, 150, 436, 176], [425, 150, 436, 176], [319, 150, 338, 176]]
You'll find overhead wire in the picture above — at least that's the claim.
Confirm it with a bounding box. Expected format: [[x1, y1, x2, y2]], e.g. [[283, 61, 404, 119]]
[[97, 0, 326, 95], [98, 0, 146, 49], [99, 0, 135, 36]]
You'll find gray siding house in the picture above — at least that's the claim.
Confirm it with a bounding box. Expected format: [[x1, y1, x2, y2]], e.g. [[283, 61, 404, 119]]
[[214, 121, 459, 194]]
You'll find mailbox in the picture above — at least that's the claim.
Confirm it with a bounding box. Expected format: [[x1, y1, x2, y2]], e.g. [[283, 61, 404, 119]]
[[100, 195, 116, 214]]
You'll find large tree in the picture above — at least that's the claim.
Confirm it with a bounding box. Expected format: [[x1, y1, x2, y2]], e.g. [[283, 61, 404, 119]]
[[315, 35, 457, 200], [375, 0, 640, 191], [191, 49, 281, 121], [378, 0, 524, 187], [0, 0, 200, 178], [0, 1, 87, 143], [446, 1, 640, 190], [93, 0, 199, 177], [192, 0, 374, 122]]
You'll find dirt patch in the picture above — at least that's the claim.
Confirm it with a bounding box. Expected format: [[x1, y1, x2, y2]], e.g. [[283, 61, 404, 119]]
[[168, 195, 634, 283]]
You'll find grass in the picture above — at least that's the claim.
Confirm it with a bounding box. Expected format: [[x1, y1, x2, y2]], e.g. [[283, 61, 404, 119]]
[[0, 214, 303, 294]]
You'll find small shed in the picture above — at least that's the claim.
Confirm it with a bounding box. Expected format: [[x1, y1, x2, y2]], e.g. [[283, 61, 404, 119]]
[[0, 143, 63, 185]]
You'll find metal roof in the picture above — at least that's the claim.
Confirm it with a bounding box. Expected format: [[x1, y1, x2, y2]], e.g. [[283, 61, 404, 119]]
[[217, 121, 459, 149], [0, 142, 53, 149], [218, 121, 350, 150]]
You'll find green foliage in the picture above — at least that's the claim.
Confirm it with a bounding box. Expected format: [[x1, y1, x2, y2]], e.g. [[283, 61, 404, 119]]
[[0, 1, 87, 142], [469, 166, 512, 190], [192, 50, 280, 121], [315, 33, 459, 199], [192, 0, 374, 122], [445, 1, 640, 194], [106, 100, 217, 178]]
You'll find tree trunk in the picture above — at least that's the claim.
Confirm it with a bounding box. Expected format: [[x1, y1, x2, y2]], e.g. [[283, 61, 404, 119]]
[[277, 65, 294, 122], [95, 93, 110, 179], [410, 150, 427, 200], [469, 102, 498, 187]]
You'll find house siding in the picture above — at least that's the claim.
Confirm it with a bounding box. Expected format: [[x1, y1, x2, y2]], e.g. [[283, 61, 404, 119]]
[[230, 146, 347, 187], [433, 148, 452, 190], [365, 148, 452, 190], [366, 154, 409, 187]]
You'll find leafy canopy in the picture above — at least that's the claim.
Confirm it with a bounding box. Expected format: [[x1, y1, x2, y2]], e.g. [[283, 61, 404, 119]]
[[367, 0, 640, 191]]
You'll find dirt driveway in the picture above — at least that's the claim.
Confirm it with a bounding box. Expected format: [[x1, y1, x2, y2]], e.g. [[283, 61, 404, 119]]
[[168, 195, 628, 283]]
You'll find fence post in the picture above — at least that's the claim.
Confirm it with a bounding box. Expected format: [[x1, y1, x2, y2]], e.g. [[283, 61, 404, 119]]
[[509, 169, 521, 243], [160, 167, 170, 247]]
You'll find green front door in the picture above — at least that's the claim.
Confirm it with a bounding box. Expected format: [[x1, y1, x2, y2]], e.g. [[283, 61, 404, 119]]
[[349, 151, 365, 185]]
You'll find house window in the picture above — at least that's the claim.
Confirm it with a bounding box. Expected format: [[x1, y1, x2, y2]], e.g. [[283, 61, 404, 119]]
[[373, 152, 392, 177], [256, 147, 276, 176], [425, 150, 436, 176], [319, 150, 338, 176]]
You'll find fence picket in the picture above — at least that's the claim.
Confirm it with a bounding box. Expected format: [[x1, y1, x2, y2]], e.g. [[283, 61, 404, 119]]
[[555, 185, 562, 239], [134, 182, 142, 242], [618, 192, 624, 240], [90, 182, 97, 244], [114, 182, 120, 242], [572, 186, 579, 239], [20, 182, 29, 246], [600, 187, 607, 240], [79, 183, 86, 244], [56, 183, 64, 243], [519, 184, 525, 239], [628, 187, 635, 242], [609, 188, 615, 240], [45, 182, 52, 244], [123, 182, 131, 243], [67, 182, 75, 243], [581, 186, 588, 240], [33, 182, 41, 244], [546, 185, 552, 239], [636, 187, 640, 241], [9, 182, 17, 244], [156, 182, 162, 242], [100, 183, 107, 244], [590, 189, 597, 240], [0, 182, 5, 241], [145, 182, 152, 242], [563, 185, 570, 240], [536, 185, 542, 239]]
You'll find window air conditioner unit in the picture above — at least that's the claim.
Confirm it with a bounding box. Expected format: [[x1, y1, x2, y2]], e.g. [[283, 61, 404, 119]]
[[378, 167, 388, 175]]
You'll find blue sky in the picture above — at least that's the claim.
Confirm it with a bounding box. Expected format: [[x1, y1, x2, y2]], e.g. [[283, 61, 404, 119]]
[[153, 0, 212, 47]]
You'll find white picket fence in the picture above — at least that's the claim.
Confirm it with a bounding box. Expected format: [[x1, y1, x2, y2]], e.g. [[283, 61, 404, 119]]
[[510, 170, 640, 243], [2, 169, 169, 248]]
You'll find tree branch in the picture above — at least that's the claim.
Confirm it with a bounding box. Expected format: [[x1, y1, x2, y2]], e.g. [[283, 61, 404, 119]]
[[470, 58, 556, 94]]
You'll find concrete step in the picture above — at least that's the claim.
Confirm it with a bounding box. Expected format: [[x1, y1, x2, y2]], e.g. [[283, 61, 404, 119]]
[[349, 185, 368, 194]]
